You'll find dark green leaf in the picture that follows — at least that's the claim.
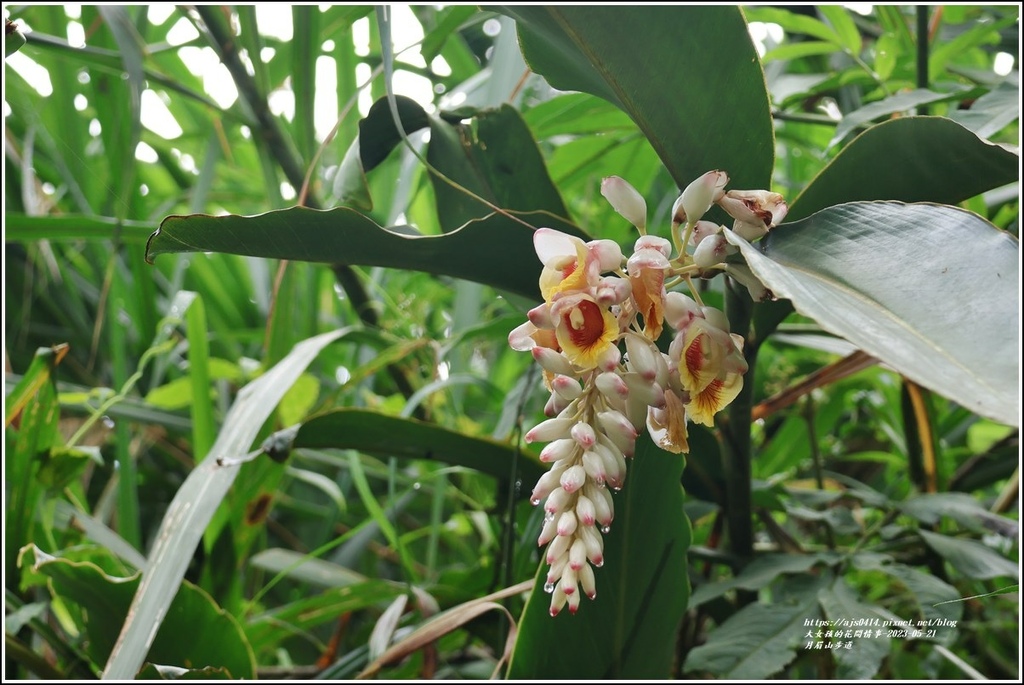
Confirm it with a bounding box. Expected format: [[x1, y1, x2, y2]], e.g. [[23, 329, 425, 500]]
[[852, 553, 963, 624], [690, 552, 840, 608], [684, 573, 831, 678], [507, 435, 690, 679], [727, 202, 1019, 427], [947, 79, 1020, 140], [902, 493, 1018, 537], [147, 207, 588, 301], [829, 89, 978, 148], [499, 6, 774, 190], [789, 117, 1019, 221], [743, 7, 843, 45], [918, 529, 1019, 580], [289, 409, 545, 486], [22, 545, 255, 678], [818, 580, 890, 679]]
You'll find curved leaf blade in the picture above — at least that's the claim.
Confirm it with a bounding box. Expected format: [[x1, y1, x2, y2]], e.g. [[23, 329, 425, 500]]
[[790, 117, 1019, 221], [727, 202, 1019, 426], [684, 573, 830, 678], [146, 208, 586, 301], [101, 330, 346, 680], [507, 435, 689, 679], [23, 545, 255, 679], [499, 6, 774, 190], [289, 408, 545, 486]]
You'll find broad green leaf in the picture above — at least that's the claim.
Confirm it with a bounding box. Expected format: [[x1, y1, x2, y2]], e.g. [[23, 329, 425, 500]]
[[689, 552, 840, 608], [818, 580, 890, 680], [684, 573, 830, 678], [873, 33, 901, 81], [428, 105, 570, 229], [334, 95, 570, 229], [522, 92, 637, 139], [947, 79, 1020, 140], [146, 208, 587, 301], [21, 545, 255, 679], [918, 529, 1019, 581], [726, 202, 1019, 427], [286, 408, 545, 485], [246, 577, 403, 653], [249, 548, 373, 588], [507, 435, 689, 679], [102, 330, 346, 680], [744, 7, 844, 45], [852, 552, 964, 624], [790, 117, 1020, 221], [499, 6, 773, 190], [420, 5, 478, 62], [5, 344, 66, 586], [762, 41, 842, 62], [828, 89, 978, 148], [902, 493, 1017, 537], [817, 5, 862, 54]]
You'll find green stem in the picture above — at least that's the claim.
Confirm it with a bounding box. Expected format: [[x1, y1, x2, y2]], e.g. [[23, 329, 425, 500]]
[[916, 6, 930, 115], [721, 281, 755, 569]]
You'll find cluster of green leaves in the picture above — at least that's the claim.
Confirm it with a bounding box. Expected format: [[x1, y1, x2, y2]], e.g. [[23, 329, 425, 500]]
[[4, 4, 1019, 681]]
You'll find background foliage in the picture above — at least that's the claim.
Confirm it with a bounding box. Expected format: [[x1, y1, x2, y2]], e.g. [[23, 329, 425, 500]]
[[4, 4, 1019, 680]]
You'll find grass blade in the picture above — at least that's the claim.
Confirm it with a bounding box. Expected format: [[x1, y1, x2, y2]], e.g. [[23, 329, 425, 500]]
[[101, 329, 346, 679]]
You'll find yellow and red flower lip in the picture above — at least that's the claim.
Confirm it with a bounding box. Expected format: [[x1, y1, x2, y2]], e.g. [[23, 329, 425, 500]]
[[550, 293, 621, 371]]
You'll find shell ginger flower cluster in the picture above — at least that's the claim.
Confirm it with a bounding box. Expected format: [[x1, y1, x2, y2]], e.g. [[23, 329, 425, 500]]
[[509, 171, 787, 616]]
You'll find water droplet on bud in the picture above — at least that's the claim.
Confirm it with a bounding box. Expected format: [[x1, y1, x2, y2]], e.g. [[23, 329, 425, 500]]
[[543, 581, 555, 594], [600, 525, 611, 534], [531, 498, 541, 506]]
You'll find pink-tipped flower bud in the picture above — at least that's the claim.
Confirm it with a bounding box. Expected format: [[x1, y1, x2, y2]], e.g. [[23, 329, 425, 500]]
[[693, 232, 733, 269], [532, 346, 576, 376], [601, 176, 647, 232], [537, 515, 558, 546], [525, 417, 574, 443], [595, 276, 632, 306], [595, 371, 629, 399], [569, 538, 588, 571], [539, 438, 576, 463], [633, 234, 672, 258], [559, 464, 587, 493], [557, 510, 578, 537], [545, 486, 570, 515], [675, 170, 728, 226], [560, 566, 579, 596], [716, 189, 787, 231], [581, 450, 606, 485], [551, 375, 583, 402], [579, 562, 597, 600], [546, 532, 571, 564], [549, 585, 567, 616], [701, 306, 730, 333], [597, 410, 638, 455], [571, 421, 597, 449], [576, 495, 597, 527], [624, 332, 660, 381], [690, 220, 723, 246], [526, 303, 555, 329], [664, 291, 702, 331], [579, 525, 605, 566], [567, 587, 581, 614]]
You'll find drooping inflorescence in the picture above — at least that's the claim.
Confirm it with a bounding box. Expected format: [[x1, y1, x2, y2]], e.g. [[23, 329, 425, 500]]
[[509, 171, 787, 616]]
